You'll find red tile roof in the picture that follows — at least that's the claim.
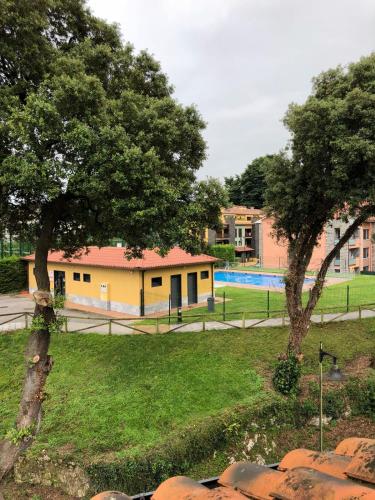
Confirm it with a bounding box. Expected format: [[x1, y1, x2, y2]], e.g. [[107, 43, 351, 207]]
[[23, 246, 219, 271], [90, 437, 375, 500], [222, 205, 263, 216]]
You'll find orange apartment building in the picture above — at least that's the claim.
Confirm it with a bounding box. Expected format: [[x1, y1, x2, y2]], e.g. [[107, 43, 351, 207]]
[[253, 216, 375, 273]]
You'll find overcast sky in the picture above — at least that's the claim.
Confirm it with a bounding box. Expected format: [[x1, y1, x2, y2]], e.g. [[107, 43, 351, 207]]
[[88, 0, 375, 180]]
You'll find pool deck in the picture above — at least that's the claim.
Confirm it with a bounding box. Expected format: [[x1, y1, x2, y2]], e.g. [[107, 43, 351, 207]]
[[214, 269, 350, 292]]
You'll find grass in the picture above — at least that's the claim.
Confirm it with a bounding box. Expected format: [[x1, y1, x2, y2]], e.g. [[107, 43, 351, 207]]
[[1, 317, 374, 462], [143, 273, 375, 324]]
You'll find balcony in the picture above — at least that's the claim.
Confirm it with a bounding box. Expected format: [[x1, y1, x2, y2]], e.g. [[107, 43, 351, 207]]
[[349, 238, 359, 247]]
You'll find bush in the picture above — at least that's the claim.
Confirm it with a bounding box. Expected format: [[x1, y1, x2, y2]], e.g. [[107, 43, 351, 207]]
[[346, 376, 375, 418], [208, 244, 235, 263], [0, 256, 27, 293], [323, 389, 346, 419], [272, 355, 302, 395], [297, 398, 318, 424]]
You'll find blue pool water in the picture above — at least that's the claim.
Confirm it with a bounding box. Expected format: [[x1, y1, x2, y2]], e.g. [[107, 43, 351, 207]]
[[214, 271, 314, 288]]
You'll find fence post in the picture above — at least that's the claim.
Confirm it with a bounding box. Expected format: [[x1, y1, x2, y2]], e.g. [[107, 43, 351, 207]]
[[359, 305, 362, 321], [203, 315, 206, 332], [64, 317, 68, 333], [109, 319, 112, 335], [346, 285, 350, 313], [223, 292, 226, 321], [321, 309, 324, 325], [267, 290, 270, 318], [156, 317, 159, 334], [242, 312, 245, 328], [168, 294, 171, 325], [282, 311, 285, 327], [0, 240, 3, 259], [24, 312, 28, 329]]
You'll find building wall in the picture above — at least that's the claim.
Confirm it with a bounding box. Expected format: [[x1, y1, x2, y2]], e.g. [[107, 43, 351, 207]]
[[142, 264, 213, 314], [326, 219, 373, 274], [28, 262, 213, 316], [258, 217, 326, 270]]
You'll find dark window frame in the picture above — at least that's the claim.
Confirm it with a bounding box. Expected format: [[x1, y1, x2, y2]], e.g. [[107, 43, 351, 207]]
[[151, 276, 162, 287], [200, 270, 209, 279], [73, 272, 81, 281], [83, 273, 91, 283]]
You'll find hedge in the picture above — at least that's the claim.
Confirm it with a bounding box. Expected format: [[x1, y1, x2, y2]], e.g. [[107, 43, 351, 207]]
[[0, 256, 27, 294], [208, 244, 236, 263]]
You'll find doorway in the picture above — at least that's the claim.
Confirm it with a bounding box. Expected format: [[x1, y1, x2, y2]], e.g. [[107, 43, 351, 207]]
[[170, 274, 182, 308], [187, 272, 198, 305], [54, 270, 66, 296]]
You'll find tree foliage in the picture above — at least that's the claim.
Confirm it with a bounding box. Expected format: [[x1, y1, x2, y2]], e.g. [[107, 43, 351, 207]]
[[0, 0, 226, 479], [225, 155, 275, 208], [265, 53, 375, 354]]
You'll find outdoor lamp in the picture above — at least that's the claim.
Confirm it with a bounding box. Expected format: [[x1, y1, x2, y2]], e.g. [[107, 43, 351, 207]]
[[319, 341, 345, 452]]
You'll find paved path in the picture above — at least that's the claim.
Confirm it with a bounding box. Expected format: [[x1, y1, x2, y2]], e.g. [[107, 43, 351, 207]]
[[0, 293, 374, 335]]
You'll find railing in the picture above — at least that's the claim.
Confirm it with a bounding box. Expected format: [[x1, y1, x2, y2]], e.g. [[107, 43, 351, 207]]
[[1, 302, 375, 336]]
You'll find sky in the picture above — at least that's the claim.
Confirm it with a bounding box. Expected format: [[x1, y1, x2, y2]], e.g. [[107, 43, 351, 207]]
[[88, 0, 375, 180]]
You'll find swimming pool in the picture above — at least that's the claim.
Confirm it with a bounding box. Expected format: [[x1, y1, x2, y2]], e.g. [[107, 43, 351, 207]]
[[214, 271, 314, 288]]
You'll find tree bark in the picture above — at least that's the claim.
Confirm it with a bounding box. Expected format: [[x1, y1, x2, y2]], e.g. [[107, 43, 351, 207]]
[[285, 208, 375, 356], [0, 222, 55, 482]]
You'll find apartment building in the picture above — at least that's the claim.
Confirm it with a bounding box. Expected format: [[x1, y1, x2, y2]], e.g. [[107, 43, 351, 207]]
[[254, 216, 375, 273], [207, 205, 263, 261]]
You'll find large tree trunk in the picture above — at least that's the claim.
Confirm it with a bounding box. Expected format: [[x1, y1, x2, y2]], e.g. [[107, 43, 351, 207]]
[[0, 230, 55, 481], [284, 210, 374, 356]]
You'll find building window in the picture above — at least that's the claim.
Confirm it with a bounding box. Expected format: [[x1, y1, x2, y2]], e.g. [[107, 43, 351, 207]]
[[83, 273, 91, 283], [334, 228, 340, 240], [363, 266, 369, 272], [335, 269, 340, 273], [363, 229, 369, 240], [201, 270, 209, 279], [151, 276, 162, 287], [73, 272, 80, 281], [363, 248, 369, 259]]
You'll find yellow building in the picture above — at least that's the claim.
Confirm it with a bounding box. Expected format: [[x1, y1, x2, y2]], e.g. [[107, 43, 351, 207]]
[[24, 246, 218, 316]]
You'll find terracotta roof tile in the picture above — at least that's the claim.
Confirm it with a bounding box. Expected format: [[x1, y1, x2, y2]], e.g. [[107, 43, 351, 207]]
[[335, 437, 375, 457], [23, 246, 219, 271], [91, 437, 375, 500], [222, 206, 263, 216], [218, 461, 283, 499], [270, 466, 375, 499], [151, 476, 248, 500], [278, 449, 351, 479], [344, 443, 375, 484]]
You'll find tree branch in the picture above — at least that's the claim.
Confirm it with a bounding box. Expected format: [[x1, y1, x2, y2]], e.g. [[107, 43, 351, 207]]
[[304, 206, 375, 316]]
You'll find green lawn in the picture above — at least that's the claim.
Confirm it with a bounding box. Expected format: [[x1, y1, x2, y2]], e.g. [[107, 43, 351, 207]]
[[158, 273, 375, 323], [1, 318, 374, 462]]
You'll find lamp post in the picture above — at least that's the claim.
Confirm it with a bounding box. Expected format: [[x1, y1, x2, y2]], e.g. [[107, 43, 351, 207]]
[[319, 341, 345, 452]]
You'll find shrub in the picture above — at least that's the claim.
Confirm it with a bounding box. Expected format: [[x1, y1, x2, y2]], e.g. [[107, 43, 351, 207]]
[[208, 244, 235, 263], [272, 355, 302, 395], [323, 389, 346, 420], [297, 398, 318, 424], [346, 376, 375, 418], [0, 256, 27, 293]]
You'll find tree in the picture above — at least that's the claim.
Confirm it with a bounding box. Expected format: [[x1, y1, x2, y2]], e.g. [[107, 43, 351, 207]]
[[225, 155, 274, 208], [0, 0, 226, 479], [265, 53, 375, 356]]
